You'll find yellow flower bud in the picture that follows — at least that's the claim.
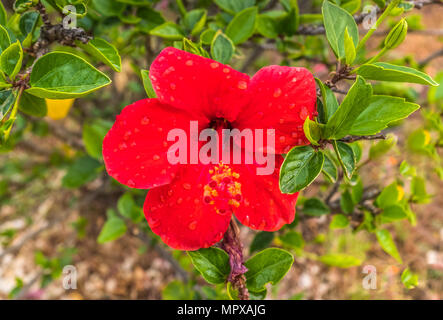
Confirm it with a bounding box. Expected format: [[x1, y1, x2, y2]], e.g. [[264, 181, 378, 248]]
[[46, 99, 75, 120], [384, 18, 408, 50]]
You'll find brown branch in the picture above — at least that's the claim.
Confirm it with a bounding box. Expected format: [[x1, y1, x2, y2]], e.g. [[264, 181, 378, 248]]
[[220, 220, 249, 300], [338, 133, 386, 143], [419, 48, 443, 67]]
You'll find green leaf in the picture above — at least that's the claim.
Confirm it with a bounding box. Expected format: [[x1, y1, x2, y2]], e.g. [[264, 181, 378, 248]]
[[83, 119, 112, 160], [340, 189, 354, 214], [0, 25, 11, 54], [140, 69, 157, 98], [250, 231, 274, 254], [62, 156, 102, 188], [410, 176, 431, 204], [342, 0, 361, 14], [184, 9, 207, 36], [279, 146, 325, 194], [279, 231, 304, 249], [369, 134, 397, 160], [27, 52, 111, 99], [330, 214, 350, 229], [92, 0, 125, 17], [350, 95, 420, 135], [401, 268, 418, 289], [302, 197, 330, 216], [0, 1, 6, 25], [18, 91, 47, 117], [319, 253, 361, 268], [77, 38, 122, 72], [256, 15, 279, 39], [322, 0, 359, 59], [315, 78, 339, 122], [380, 205, 408, 223], [0, 89, 16, 120], [325, 76, 372, 139], [376, 182, 402, 208], [136, 7, 165, 33], [211, 31, 235, 64], [225, 7, 258, 45], [343, 27, 356, 64], [19, 11, 39, 37], [333, 141, 356, 179], [356, 62, 438, 86], [375, 229, 402, 263], [117, 192, 142, 222], [200, 29, 216, 45], [1, 40, 23, 79], [245, 248, 293, 292], [322, 153, 338, 182], [215, 0, 256, 14], [150, 22, 184, 40], [97, 217, 127, 244], [187, 247, 230, 285], [303, 117, 322, 146]]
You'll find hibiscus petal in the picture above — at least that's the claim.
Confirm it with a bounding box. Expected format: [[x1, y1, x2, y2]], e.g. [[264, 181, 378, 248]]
[[149, 47, 250, 122], [234, 65, 317, 154], [103, 99, 207, 189], [144, 164, 233, 251], [233, 156, 299, 231]]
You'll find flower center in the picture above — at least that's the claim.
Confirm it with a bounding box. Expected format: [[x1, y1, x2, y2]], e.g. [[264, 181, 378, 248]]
[[203, 163, 242, 215]]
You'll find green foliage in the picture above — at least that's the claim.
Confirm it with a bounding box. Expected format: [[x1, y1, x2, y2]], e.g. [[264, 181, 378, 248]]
[[97, 216, 127, 244], [188, 247, 230, 285]]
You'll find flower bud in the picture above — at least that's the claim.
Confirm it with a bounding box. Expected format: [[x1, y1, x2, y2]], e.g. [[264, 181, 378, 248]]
[[384, 19, 408, 50]]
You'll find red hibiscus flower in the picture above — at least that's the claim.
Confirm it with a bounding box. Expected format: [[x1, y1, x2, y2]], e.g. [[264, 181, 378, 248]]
[[102, 47, 317, 251]]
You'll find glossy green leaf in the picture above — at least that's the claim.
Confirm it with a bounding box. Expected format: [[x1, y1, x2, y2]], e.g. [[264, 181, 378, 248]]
[[27, 52, 111, 99], [78, 37, 122, 72], [334, 141, 356, 179], [227, 282, 267, 300], [150, 22, 184, 40], [136, 7, 165, 33], [303, 117, 322, 146], [211, 31, 235, 64], [322, 153, 338, 182], [322, 0, 359, 59], [340, 189, 354, 214], [1, 41, 23, 79], [18, 91, 47, 117], [256, 15, 279, 39], [325, 76, 372, 139], [245, 248, 294, 292], [356, 62, 438, 86], [184, 9, 207, 36], [330, 214, 350, 229], [319, 253, 361, 268], [376, 229, 402, 263], [376, 182, 402, 209], [188, 247, 230, 285], [97, 217, 127, 244], [315, 78, 339, 123], [350, 95, 419, 135], [19, 11, 39, 36], [0, 25, 11, 54], [410, 176, 431, 204], [163, 280, 194, 300], [279, 146, 325, 194], [343, 27, 356, 64], [0, 89, 16, 120], [0, 2, 6, 25], [225, 7, 258, 45], [92, 0, 125, 17]]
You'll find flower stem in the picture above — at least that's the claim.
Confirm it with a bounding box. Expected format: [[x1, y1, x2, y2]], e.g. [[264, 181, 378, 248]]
[[356, 0, 401, 53], [221, 219, 249, 300]]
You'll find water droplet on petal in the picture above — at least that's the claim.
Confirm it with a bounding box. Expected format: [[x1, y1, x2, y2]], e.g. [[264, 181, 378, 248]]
[[141, 117, 150, 125], [170, 83, 176, 90], [119, 142, 128, 150], [279, 118, 285, 124], [273, 88, 282, 98], [223, 68, 230, 73], [127, 179, 135, 187], [238, 81, 248, 90], [185, 60, 193, 66], [183, 183, 191, 190], [177, 198, 183, 205], [153, 154, 160, 161], [188, 220, 197, 230], [300, 106, 309, 120], [279, 136, 286, 143], [210, 62, 219, 69]]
